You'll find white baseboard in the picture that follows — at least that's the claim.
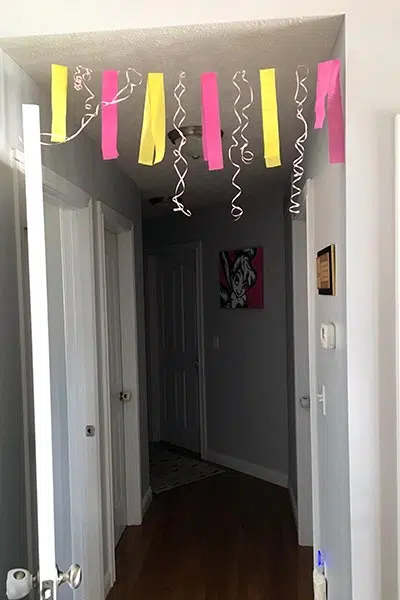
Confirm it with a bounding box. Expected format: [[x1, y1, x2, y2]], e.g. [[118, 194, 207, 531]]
[[104, 570, 112, 599], [289, 484, 298, 527], [206, 450, 288, 488], [142, 486, 153, 517]]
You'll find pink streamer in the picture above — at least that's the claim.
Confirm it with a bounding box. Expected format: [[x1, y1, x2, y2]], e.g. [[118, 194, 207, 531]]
[[101, 70, 119, 160], [201, 73, 223, 170], [314, 59, 345, 164]]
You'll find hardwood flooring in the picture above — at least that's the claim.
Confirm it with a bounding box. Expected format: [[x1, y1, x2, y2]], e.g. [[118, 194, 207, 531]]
[[108, 472, 313, 599]]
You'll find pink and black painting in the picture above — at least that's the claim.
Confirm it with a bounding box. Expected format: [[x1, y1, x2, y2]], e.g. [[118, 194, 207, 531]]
[[219, 247, 264, 309]]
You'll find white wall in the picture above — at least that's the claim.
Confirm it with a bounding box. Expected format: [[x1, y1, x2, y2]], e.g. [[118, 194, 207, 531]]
[[306, 24, 352, 598], [0, 49, 149, 586], [144, 191, 289, 484], [1, 1, 400, 598]]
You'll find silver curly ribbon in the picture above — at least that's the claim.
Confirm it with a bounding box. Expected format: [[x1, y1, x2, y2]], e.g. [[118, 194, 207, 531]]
[[289, 65, 309, 215], [40, 66, 143, 145], [171, 72, 191, 217], [228, 70, 254, 221]]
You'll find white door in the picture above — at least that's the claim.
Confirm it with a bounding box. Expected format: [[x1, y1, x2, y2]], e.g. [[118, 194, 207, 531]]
[[157, 247, 200, 453], [292, 219, 313, 547], [104, 229, 127, 545], [6, 105, 102, 600]]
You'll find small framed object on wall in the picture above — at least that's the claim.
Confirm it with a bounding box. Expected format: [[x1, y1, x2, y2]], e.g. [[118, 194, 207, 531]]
[[316, 244, 336, 296]]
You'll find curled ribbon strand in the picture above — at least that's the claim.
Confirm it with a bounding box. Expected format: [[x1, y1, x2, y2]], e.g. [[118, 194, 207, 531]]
[[171, 72, 191, 217], [289, 65, 309, 215], [40, 66, 143, 145], [228, 70, 254, 221]]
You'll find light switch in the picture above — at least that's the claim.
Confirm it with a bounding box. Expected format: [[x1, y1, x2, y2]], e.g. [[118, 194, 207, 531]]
[[320, 322, 336, 349]]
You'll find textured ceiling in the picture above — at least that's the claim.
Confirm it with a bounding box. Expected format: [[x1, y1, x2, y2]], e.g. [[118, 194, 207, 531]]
[[1, 16, 343, 218]]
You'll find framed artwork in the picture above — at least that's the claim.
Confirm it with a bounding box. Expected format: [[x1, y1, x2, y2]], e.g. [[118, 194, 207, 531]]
[[316, 244, 336, 296], [219, 247, 264, 308]]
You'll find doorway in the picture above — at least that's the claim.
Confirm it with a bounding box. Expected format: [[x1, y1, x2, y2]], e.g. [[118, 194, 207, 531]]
[[104, 227, 127, 545], [1, 12, 349, 600], [93, 201, 143, 595], [145, 242, 207, 491]]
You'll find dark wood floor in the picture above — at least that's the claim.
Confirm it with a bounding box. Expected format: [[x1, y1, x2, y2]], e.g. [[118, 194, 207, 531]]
[[108, 472, 313, 599]]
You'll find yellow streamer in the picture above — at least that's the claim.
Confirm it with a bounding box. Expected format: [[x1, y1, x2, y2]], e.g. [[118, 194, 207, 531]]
[[138, 73, 166, 165], [51, 64, 68, 143], [259, 68, 281, 168]]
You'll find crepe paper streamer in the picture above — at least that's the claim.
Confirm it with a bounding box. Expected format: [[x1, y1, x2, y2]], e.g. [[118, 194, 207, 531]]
[[101, 70, 119, 160], [201, 73, 224, 171], [138, 73, 166, 166], [228, 70, 255, 221], [289, 66, 309, 215], [228, 72, 244, 221], [51, 64, 68, 143], [239, 70, 254, 167], [259, 68, 281, 168], [171, 72, 191, 217], [314, 59, 345, 164]]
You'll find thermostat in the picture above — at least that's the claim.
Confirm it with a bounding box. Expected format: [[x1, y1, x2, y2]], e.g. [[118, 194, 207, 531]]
[[320, 322, 336, 349]]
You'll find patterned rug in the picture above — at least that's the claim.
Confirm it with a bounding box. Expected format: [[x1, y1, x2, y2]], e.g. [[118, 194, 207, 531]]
[[150, 446, 225, 494]]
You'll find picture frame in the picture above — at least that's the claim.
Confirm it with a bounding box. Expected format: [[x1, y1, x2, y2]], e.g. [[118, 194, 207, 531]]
[[316, 244, 336, 296], [219, 247, 264, 309]]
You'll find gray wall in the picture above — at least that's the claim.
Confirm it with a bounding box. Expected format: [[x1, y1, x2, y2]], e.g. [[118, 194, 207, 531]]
[[144, 188, 289, 480], [306, 24, 352, 599]]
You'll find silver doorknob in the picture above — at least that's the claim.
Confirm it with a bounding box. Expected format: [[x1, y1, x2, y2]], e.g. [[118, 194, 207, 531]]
[[57, 564, 82, 590]]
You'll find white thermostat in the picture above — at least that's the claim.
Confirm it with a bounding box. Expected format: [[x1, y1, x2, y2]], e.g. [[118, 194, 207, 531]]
[[320, 322, 336, 349]]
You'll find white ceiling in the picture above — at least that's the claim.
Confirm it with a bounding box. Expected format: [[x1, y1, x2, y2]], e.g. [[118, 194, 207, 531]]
[[1, 15, 343, 218]]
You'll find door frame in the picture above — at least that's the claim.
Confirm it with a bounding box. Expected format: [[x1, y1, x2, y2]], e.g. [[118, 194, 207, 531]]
[[395, 114, 400, 591], [13, 147, 104, 600], [93, 201, 142, 595], [305, 177, 321, 562], [145, 240, 207, 459]]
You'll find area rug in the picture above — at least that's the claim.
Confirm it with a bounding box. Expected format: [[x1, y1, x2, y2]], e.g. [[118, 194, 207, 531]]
[[150, 447, 225, 494]]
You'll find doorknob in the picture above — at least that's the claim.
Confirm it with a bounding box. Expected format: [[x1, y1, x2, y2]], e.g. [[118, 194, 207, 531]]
[[57, 564, 82, 589], [6, 564, 82, 600]]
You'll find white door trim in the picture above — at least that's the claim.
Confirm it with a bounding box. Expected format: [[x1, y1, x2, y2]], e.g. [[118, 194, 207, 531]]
[[394, 114, 400, 596], [13, 147, 103, 600], [145, 240, 207, 459], [305, 178, 321, 562], [93, 202, 142, 595], [292, 218, 313, 547]]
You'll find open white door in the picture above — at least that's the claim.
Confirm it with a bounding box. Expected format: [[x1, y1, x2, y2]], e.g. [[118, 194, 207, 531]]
[[6, 105, 103, 600]]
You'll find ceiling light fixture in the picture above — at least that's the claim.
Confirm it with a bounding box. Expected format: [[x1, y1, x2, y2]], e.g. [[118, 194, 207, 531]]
[[167, 125, 224, 160]]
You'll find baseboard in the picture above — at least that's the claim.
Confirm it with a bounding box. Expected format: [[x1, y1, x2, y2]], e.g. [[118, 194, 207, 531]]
[[206, 450, 288, 488], [288, 484, 298, 527], [142, 486, 153, 517], [104, 570, 112, 599]]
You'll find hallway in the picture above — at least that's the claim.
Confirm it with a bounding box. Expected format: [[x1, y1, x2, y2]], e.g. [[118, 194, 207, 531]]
[[107, 472, 313, 599]]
